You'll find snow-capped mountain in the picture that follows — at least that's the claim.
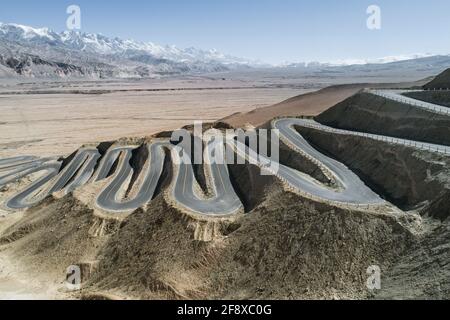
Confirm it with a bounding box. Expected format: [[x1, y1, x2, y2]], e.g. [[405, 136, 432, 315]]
[[0, 22, 256, 79], [283, 53, 446, 69], [0, 22, 254, 65], [2, 22, 450, 80]]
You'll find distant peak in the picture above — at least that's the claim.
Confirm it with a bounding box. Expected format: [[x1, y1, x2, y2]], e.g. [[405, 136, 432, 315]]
[[0, 21, 260, 66]]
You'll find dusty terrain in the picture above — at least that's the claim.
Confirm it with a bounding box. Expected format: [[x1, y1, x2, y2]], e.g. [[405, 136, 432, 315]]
[[0, 72, 449, 300], [0, 172, 417, 300]]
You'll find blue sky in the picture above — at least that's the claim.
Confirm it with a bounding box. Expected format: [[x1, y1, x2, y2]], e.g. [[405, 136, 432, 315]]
[[1, 0, 450, 64]]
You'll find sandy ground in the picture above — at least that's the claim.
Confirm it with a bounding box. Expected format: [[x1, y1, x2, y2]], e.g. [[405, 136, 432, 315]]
[[0, 213, 63, 300], [0, 253, 62, 300], [223, 85, 362, 127]]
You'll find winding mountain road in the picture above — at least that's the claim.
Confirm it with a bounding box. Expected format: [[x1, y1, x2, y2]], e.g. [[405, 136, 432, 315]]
[[95, 144, 165, 212], [0, 90, 448, 216]]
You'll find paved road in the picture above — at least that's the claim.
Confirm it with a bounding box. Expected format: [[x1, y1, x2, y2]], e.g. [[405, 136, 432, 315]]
[[370, 89, 450, 116], [0, 155, 59, 187], [271, 118, 385, 205], [171, 134, 243, 216], [0, 156, 38, 169], [286, 118, 450, 155], [1, 150, 98, 209], [48, 149, 101, 195], [94, 138, 242, 216], [5, 162, 61, 209], [95, 144, 165, 213], [1, 90, 448, 215]]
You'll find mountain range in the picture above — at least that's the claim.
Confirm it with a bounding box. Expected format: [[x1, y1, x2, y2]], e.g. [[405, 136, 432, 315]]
[[0, 22, 259, 79], [1, 22, 450, 80]]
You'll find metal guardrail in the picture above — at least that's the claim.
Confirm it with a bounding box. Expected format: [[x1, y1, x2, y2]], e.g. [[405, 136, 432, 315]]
[[424, 88, 450, 91], [300, 121, 450, 156], [369, 89, 450, 116]]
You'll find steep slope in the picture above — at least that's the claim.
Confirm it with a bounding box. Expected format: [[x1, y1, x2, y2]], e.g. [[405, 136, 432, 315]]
[[423, 68, 450, 90], [403, 91, 450, 108], [0, 179, 415, 300], [316, 92, 450, 146], [297, 126, 450, 216]]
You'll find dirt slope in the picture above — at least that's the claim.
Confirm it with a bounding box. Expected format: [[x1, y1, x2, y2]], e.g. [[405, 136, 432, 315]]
[[423, 68, 450, 90], [222, 79, 429, 128], [316, 92, 450, 146], [0, 183, 414, 300], [297, 127, 450, 217], [403, 91, 450, 108]]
